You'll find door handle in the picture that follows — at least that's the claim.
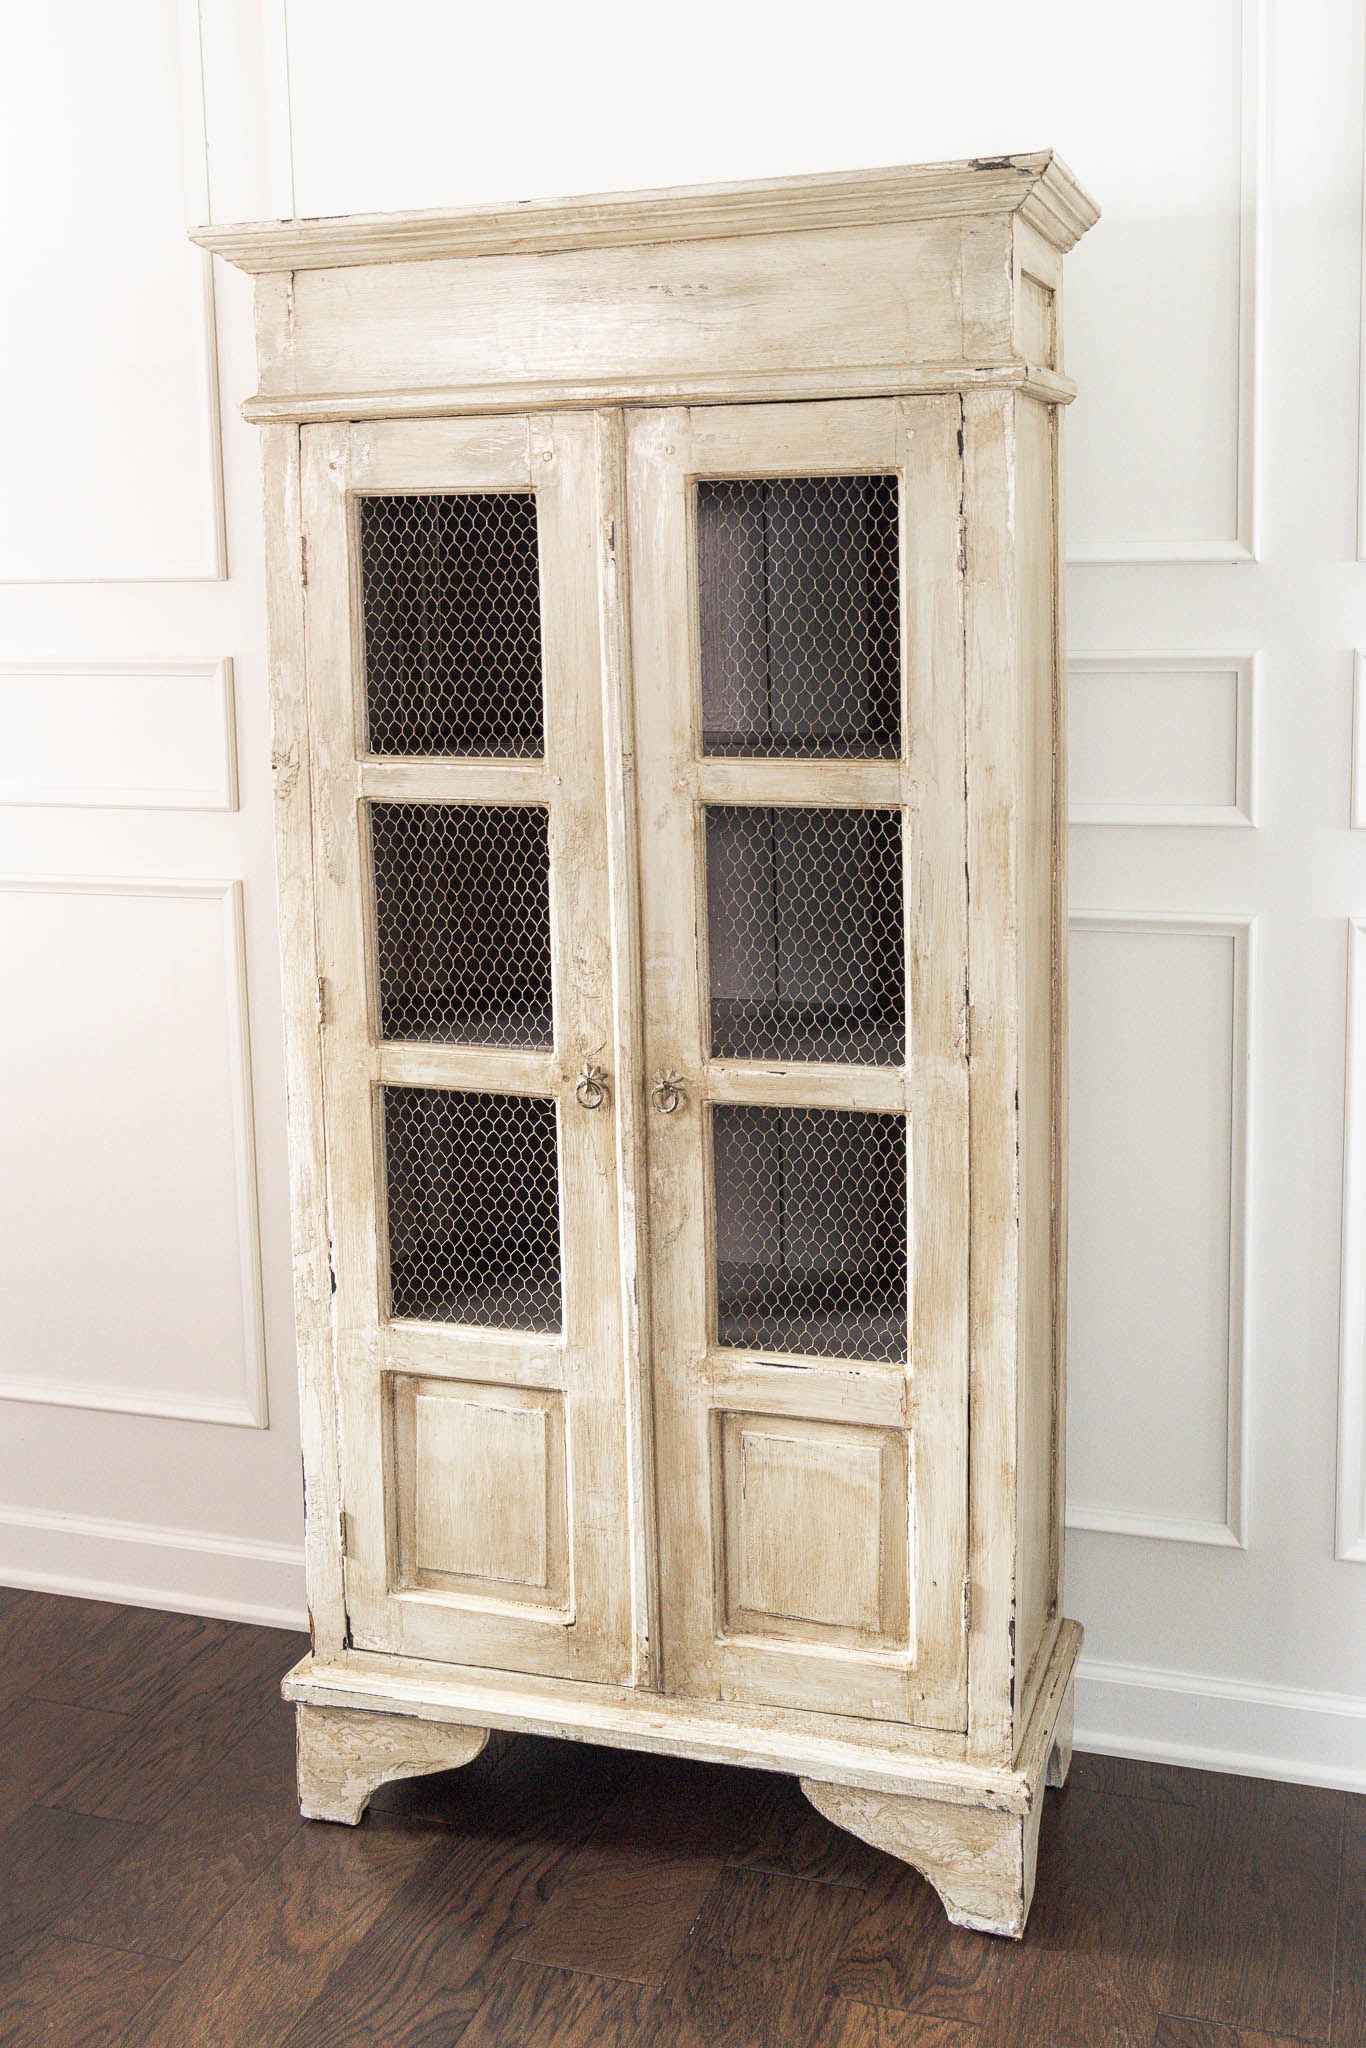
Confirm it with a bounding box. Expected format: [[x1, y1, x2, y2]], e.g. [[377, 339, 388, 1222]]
[[650, 1071, 687, 1114], [575, 1063, 609, 1110]]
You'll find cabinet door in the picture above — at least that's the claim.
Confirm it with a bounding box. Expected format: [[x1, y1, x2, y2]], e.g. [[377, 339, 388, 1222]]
[[301, 413, 633, 1681], [629, 399, 969, 1727]]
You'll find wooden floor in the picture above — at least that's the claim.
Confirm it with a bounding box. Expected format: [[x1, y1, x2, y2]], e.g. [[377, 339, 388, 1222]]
[[0, 1589, 1360, 2048]]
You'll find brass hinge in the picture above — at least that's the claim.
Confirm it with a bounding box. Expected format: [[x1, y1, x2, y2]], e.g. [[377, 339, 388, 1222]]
[[340, 1508, 353, 1557], [317, 976, 329, 1027], [962, 1577, 974, 1633], [300, 534, 309, 589]]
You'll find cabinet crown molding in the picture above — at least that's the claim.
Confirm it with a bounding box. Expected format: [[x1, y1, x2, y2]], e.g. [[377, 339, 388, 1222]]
[[190, 149, 1099, 273]]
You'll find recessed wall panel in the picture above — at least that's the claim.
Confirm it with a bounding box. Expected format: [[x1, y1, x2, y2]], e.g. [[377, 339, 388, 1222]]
[[1068, 918, 1246, 1539], [0, 880, 264, 1424]]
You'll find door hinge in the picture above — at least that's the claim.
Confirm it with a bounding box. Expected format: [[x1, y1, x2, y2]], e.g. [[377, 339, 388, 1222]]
[[300, 534, 309, 588], [962, 1577, 974, 1633], [317, 976, 329, 1027], [340, 1508, 352, 1557]]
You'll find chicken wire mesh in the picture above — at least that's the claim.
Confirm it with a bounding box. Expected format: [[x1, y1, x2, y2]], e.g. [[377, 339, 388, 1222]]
[[360, 491, 544, 756], [712, 1104, 908, 1363], [369, 803, 552, 1047], [705, 805, 905, 1065], [383, 1087, 562, 1330], [697, 474, 901, 758]]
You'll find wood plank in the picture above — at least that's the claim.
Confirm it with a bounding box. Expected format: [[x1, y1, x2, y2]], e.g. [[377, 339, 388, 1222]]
[[454, 1960, 655, 2048], [645, 1866, 862, 2048], [277, 1736, 631, 2047], [1154, 2023, 1321, 2048], [728, 1774, 886, 1889], [52, 1627, 305, 1826], [1063, 1751, 1207, 1806], [29, 1607, 284, 1717], [54, 1703, 302, 1961], [0, 1590, 125, 1704], [0, 1804, 145, 1946], [118, 1822, 448, 2048], [0, 1934, 172, 2046], [971, 1788, 1194, 2048], [807, 2000, 981, 2047], [1331, 1792, 1366, 2047], [513, 1757, 759, 1983], [831, 1862, 1001, 2026], [1167, 1775, 1344, 2039], [0, 1695, 129, 1831]]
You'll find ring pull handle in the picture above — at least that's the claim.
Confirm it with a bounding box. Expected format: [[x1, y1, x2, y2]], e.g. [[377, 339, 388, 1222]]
[[575, 1063, 609, 1111], [650, 1070, 687, 1115]]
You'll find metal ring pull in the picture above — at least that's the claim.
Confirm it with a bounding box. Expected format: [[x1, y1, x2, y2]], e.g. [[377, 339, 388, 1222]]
[[650, 1070, 687, 1115], [575, 1063, 609, 1110]]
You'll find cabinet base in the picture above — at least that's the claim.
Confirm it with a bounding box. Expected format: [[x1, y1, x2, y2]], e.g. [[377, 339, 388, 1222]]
[[287, 1619, 1080, 1934], [296, 1703, 494, 1823]]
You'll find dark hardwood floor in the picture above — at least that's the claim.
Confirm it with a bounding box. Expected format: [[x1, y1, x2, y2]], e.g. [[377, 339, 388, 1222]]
[[0, 1586, 1359, 2048]]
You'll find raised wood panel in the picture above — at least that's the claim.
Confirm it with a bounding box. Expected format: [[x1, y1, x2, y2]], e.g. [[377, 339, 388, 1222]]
[[392, 1377, 567, 1604], [1070, 655, 1255, 827], [719, 1415, 903, 1642], [0, 662, 238, 811], [0, 0, 224, 582], [1067, 915, 1250, 1547], [0, 878, 267, 1427]]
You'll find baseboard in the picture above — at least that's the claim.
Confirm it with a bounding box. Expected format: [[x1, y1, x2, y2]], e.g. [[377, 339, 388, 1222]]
[[0, 1504, 307, 1631], [1076, 1654, 1366, 1794]]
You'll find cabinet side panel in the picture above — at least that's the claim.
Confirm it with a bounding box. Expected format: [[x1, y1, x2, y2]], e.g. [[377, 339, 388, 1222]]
[[1012, 395, 1063, 1736], [260, 419, 345, 1654]]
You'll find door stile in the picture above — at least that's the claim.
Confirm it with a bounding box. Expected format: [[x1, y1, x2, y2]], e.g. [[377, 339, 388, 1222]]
[[301, 412, 634, 1682]]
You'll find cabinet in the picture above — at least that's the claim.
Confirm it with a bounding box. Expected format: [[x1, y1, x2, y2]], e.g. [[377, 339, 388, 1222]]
[[195, 149, 1099, 1938]]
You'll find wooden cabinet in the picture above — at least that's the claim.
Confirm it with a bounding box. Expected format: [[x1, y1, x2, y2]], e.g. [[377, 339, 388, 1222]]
[[195, 150, 1099, 1938]]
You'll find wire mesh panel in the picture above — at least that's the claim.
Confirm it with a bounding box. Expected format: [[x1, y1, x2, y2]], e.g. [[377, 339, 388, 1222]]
[[383, 1087, 562, 1330], [369, 803, 552, 1047], [705, 806, 904, 1065], [361, 492, 543, 756], [712, 1104, 907, 1362], [697, 475, 901, 758]]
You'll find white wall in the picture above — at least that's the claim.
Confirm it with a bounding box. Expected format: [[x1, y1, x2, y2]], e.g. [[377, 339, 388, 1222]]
[[3, 0, 1365, 1787]]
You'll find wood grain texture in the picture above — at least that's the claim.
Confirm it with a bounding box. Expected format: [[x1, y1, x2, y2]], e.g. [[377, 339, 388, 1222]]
[[54, 1704, 301, 1959], [0, 1589, 124, 1704], [455, 1960, 655, 2048], [1167, 1775, 1345, 2039], [513, 1757, 757, 1982], [644, 1867, 862, 2048], [1331, 1792, 1366, 2046], [0, 1935, 172, 2047], [1153, 2023, 1320, 2048], [807, 2000, 982, 2047]]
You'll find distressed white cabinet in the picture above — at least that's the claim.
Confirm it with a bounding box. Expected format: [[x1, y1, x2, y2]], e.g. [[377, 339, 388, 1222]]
[[195, 150, 1098, 1938]]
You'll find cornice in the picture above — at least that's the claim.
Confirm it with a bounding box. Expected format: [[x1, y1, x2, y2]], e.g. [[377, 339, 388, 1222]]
[[191, 151, 1100, 273]]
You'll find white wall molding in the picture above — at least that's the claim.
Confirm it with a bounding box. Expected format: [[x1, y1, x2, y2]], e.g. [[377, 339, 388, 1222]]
[[0, 1503, 305, 1630], [1066, 911, 1254, 1548], [1337, 918, 1366, 1559], [1068, 0, 1264, 566], [1351, 653, 1366, 828], [1077, 1653, 1366, 1794], [0, 875, 269, 1429], [0, 0, 227, 585], [1068, 652, 1259, 826], [0, 660, 239, 811]]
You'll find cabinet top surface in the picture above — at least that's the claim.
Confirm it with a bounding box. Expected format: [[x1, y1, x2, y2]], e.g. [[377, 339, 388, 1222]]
[[191, 149, 1098, 273]]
